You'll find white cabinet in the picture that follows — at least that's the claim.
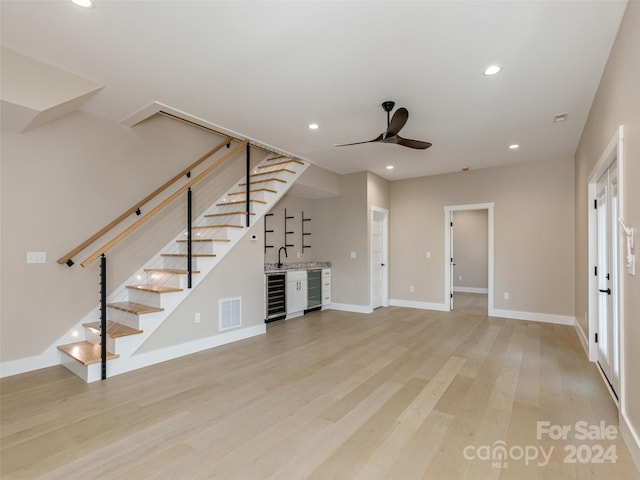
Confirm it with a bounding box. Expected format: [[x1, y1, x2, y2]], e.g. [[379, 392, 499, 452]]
[[286, 270, 307, 317], [322, 268, 332, 306]]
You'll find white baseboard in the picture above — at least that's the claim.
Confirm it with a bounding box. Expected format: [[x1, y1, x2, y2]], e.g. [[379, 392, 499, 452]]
[[575, 321, 590, 358], [621, 410, 640, 473], [0, 324, 267, 381], [453, 287, 488, 294], [389, 299, 449, 312], [328, 303, 374, 314], [0, 346, 61, 379], [490, 308, 575, 326], [104, 324, 266, 381]]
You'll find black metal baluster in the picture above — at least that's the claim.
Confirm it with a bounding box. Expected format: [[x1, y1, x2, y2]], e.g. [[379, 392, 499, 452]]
[[100, 254, 107, 380], [246, 144, 251, 227], [187, 187, 192, 289]]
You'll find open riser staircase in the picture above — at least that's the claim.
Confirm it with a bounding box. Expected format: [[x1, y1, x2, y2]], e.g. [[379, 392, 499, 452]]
[[58, 155, 308, 382]]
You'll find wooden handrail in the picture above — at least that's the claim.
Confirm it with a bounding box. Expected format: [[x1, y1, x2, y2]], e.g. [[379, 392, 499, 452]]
[[80, 140, 249, 267], [57, 137, 232, 265]]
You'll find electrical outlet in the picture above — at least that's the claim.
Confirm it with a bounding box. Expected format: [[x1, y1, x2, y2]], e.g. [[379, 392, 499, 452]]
[[504, 292, 510, 300], [195, 312, 201, 323], [458, 275, 463, 281], [426, 251, 431, 259], [350, 251, 357, 259], [410, 285, 414, 292]]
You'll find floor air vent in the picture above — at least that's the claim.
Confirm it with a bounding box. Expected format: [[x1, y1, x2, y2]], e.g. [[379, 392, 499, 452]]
[[219, 297, 241, 331]]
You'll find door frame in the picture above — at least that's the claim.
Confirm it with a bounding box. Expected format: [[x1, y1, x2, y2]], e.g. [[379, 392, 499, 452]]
[[370, 206, 389, 309], [444, 203, 495, 314], [587, 125, 626, 408]]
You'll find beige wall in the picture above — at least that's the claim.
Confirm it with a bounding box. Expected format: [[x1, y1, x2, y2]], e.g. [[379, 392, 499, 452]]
[[137, 222, 265, 353], [264, 194, 317, 265], [390, 157, 575, 316], [313, 172, 369, 307], [453, 210, 488, 290], [574, 1, 640, 463], [0, 111, 263, 363], [367, 171, 390, 210]]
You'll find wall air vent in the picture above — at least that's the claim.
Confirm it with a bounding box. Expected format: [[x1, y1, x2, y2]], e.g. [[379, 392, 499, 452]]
[[219, 297, 241, 331]]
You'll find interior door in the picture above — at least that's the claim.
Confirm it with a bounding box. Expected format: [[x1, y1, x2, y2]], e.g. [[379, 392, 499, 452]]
[[371, 209, 387, 309], [596, 163, 620, 397], [449, 212, 454, 310]]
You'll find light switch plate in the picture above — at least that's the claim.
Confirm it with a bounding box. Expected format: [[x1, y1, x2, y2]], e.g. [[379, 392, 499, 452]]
[[350, 251, 357, 259], [27, 251, 46, 264]]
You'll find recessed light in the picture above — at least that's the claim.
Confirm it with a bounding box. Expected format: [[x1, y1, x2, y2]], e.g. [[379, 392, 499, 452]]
[[509, 144, 519, 149], [386, 165, 394, 170], [308, 123, 319, 130], [71, 0, 93, 7], [483, 65, 502, 76]]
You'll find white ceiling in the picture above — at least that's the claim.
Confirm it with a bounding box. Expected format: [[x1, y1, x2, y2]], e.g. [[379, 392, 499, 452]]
[[0, 1, 627, 180]]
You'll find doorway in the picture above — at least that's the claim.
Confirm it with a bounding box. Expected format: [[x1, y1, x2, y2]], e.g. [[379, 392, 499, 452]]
[[444, 203, 494, 314], [588, 126, 626, 404], [595, 163, 620, 397], [370, 206, 389, 309]]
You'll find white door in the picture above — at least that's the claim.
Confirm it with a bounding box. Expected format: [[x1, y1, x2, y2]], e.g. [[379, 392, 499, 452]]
[[449, 213, 454, 310], [595, 162, 620, 397], [371, 208, 388, 309]]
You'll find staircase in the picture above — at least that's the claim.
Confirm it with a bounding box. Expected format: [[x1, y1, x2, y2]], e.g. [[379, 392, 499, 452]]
[[58, 156, 308, 382]]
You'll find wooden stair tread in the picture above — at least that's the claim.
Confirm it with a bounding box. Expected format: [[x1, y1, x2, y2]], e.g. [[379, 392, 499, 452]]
[[193, 224, 243, 229], [216, 199, 267, 206], [107, 302, 164, 315], [228, 188, 277, 195], [144, 268, 201, 274], [204, 211, 256, 217], [83, 320, 143, 338], [250, 169, 295, 178], [266, 155, 286, 161], [176, 238, 230, 243], [258, 159, 304, 168], [239, 178, 287, 186], [161, 253, 216, 257], [58, 341, 119, 366], [126, 284, 183, 293]]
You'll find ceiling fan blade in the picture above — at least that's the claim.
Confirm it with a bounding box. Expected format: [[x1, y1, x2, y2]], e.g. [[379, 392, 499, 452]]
[[385, 107, 409, 138], [395, 135, 432, 150], [335, 133, 384, 147]]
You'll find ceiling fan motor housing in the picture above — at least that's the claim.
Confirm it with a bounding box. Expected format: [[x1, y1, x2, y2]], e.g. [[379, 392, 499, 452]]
[[382, 101, 395, 112]]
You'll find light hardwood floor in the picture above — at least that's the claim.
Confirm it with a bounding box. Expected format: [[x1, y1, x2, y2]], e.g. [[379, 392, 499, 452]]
[[2, 297, 638, 479]]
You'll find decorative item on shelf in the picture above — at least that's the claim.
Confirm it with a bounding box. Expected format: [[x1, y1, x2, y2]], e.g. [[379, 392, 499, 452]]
[[264, 213, 274, 254], [284, 208, 295, 248], [302, 211, 311, 253]]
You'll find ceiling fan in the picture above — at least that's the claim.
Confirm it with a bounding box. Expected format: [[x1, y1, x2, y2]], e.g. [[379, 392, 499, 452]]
[[335, 101, 432, 150]]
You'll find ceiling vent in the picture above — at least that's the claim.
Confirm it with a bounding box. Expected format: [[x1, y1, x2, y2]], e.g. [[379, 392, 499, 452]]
[[553, 112, 569, 123]]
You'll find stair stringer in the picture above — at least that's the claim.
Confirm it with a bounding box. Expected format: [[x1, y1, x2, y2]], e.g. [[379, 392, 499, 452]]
[[59, 157, 310, 382]]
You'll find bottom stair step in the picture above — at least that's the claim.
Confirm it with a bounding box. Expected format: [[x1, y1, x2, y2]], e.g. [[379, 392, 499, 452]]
[[58, 341, 119, 366], [83, 320, 143, 338]]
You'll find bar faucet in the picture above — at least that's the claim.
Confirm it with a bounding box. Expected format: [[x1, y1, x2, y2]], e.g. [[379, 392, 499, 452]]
[[277, 247, 288, 269]]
